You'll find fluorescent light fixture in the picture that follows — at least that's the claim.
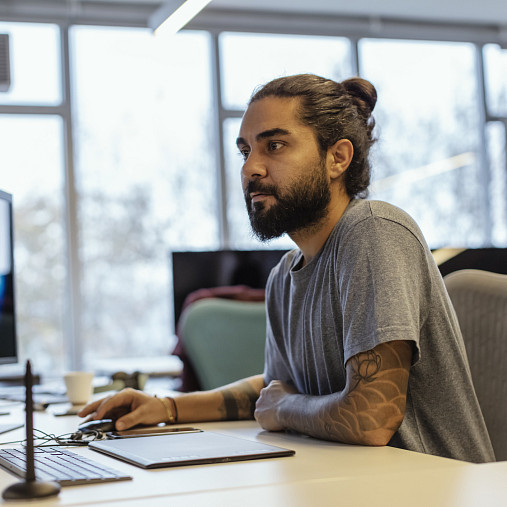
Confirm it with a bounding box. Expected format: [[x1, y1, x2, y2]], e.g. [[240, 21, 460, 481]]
[[149, 0, 212, 37], [370, 152, 476, 194]]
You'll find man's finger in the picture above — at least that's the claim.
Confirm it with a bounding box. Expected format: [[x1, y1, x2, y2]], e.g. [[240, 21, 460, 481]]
[[92, 390, 136, 420], [79, 389, 135, 420], [114, 407, 146, 430], [78, 396, 111, 417]]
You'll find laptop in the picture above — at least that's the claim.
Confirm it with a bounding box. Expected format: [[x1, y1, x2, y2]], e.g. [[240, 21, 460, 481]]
[[88, 430, 295, 469]]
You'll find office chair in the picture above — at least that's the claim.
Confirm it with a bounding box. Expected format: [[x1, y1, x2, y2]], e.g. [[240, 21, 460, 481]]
[[178, 298, 267, 390], [444, 269, 507, 461]]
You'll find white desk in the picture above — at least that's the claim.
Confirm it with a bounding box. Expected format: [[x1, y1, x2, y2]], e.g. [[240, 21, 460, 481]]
[[0, 408, 505, 506]]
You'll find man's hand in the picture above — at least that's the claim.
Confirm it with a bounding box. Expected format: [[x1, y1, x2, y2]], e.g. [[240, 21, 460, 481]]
[[254, 380, 298, 431], [77, 388, 167, 431]]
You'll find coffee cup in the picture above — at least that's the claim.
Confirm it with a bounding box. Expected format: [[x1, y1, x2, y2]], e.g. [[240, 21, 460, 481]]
[[64, 371, 94, 406]]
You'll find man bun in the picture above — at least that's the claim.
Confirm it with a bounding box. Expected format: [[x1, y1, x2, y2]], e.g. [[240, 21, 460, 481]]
[[341, 77, 378, 118]]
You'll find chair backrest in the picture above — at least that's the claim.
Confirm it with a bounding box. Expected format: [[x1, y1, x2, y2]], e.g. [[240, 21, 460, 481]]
[[444, 269, 507, 460], [178, 298, 267, 390]]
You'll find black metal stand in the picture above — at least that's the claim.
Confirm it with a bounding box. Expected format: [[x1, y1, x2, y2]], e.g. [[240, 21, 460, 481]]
[[2, 360, 60, 500]]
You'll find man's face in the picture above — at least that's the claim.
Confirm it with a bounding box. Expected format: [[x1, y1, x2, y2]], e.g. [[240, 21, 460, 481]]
[[236, 96, 331, 241]]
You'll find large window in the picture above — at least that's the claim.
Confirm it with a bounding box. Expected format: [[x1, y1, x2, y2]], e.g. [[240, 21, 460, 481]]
[[484, 44, 507, 117], [360, 39, 487, 247], [0, 115, 66, 371], [0, 22, 60, 105], [484, 44, 507, 245], [71, 26, 217, 366], [219, 32, 352, 110], [0, 22, 65, 372], [1, 16, 507, 373], [486, 121, 507, 246]]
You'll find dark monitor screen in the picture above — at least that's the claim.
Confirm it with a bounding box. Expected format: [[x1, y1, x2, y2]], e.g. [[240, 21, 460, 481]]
[[437, 248, 507, 277], [171, 249, 289, 330], [0, 189, 18, 365]]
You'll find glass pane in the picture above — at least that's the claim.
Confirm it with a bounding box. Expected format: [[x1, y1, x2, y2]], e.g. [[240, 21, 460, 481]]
[[487, 122, 507, 246], [484, 44, 507, 117], [223, 118, 296, 251], [71, 26, 217, 367], [0, 115, 65, 372], [0, 22, 61, 105], [360, 39, 486, 248], [220, 33, 352, 110]]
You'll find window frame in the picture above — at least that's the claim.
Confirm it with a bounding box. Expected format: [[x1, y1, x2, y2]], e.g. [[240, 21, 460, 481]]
[[1, 8, 506, 369]]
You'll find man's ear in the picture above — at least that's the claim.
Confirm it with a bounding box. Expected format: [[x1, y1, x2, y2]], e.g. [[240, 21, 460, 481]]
[[327, 139, 354, 180]]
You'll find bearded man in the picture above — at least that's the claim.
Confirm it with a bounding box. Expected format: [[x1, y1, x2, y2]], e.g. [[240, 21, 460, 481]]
[[80, 74, 494, 463]]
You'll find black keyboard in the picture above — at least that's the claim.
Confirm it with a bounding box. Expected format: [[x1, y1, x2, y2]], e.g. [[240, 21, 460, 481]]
[[0, 446, 132, 486]]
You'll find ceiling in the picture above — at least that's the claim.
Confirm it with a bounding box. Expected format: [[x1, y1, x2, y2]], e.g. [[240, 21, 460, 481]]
[[210, 0, 507, 26], [1, 0, 507, 30]]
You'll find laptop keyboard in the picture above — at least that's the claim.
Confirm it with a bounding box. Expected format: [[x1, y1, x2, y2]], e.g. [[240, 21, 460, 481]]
[[0, 446, 132, 486]]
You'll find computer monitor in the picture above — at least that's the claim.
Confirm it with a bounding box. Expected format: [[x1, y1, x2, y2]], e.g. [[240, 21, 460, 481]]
[[0, 189, 18, 365], [171, 249, 289, 330]]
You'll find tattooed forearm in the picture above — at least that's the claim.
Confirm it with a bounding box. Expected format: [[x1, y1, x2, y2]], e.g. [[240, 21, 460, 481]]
[[219, 383, 259, 420], [276, 341, 412, 446]]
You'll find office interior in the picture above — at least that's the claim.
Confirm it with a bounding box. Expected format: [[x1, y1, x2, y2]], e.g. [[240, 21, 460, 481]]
[[0, 0, 506, 383]]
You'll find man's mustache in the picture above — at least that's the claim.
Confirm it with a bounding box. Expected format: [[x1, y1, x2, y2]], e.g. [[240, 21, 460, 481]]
[[244, 180, 279, 200]]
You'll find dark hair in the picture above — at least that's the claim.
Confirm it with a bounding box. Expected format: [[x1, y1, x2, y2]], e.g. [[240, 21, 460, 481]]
[[249, 74, 377, 198]]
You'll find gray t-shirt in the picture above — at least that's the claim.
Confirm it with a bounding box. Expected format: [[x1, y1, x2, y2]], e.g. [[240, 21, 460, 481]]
[[264, 199, 494, 463]]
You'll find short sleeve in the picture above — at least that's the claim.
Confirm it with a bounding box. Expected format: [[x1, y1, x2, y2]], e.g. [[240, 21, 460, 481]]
[[337, 216, 430, 364]]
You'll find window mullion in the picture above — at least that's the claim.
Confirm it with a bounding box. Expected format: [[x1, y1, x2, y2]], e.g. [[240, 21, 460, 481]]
[[210, 30, 229, 248], [475, 43, 494, 244], [60, 22, 82, 370]]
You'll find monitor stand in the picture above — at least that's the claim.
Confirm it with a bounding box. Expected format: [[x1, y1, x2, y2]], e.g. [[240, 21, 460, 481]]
[[2, 360, 60, 500]]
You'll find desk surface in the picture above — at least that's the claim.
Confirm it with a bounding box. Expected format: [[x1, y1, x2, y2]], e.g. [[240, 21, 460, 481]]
[[0, 407, 505, 507]]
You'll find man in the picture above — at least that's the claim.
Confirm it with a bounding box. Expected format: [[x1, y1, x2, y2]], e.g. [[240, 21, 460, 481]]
[[80, 74, 494, 463]]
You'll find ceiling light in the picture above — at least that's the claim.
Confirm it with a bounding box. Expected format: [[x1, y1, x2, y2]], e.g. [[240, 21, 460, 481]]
[[149, 0, 212, 37]]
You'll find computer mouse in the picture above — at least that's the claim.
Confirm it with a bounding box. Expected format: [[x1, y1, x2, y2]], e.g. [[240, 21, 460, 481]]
[[77, 418, 116, 434]]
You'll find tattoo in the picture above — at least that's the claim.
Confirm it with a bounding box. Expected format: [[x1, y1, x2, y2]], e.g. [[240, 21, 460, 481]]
[[331, 342, 410, 444], [222, 391, 239, 420], [278, 341, 412, 446], [349, 349, 382, 391], [219, 383, 258, 420]]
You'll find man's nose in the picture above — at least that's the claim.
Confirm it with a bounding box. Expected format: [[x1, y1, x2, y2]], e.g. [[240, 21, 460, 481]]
[[241, 151, 267, 180]]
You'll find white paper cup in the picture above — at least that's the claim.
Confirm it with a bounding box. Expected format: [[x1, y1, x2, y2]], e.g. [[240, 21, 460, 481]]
[[64, 371, 94, 406]]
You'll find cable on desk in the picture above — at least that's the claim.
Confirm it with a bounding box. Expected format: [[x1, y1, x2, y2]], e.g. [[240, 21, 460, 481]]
[[0, 428, 110, 448]]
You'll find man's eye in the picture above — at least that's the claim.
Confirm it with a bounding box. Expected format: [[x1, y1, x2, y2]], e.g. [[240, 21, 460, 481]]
[[239, 149, 250, 160], [268, 141, 283, 151]]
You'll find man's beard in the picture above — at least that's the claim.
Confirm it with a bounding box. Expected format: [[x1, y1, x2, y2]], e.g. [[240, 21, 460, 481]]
[[244, 159, 331, 242]]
